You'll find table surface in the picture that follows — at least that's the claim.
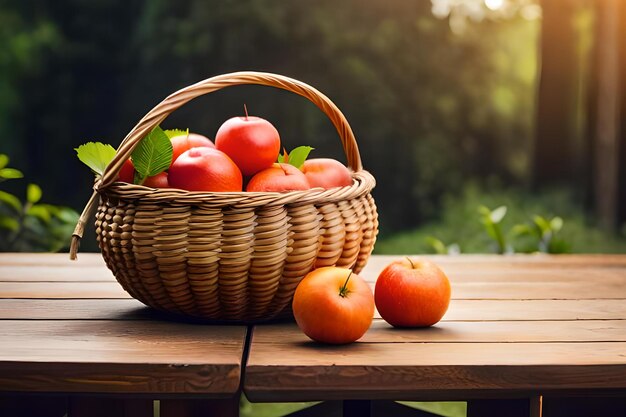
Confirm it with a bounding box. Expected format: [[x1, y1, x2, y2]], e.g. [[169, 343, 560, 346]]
[[244, 254, 626, 402], [1, 253, 625, 404], [0, 253, 246, 396]]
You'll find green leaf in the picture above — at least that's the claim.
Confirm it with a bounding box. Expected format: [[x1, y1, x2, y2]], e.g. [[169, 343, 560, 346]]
[[511, 224, 532, 236], [131, 126, 173, 179], [0, 154, 8, 169], [285, 146, 314, 169], [55, 207, 80, 224], [27, 204, 51, 223], [550, 216, 563, 233], [0, 190, 22, 213], [75, 142, 117, 175], [533, 215, 551, 234], [490, 206, 507, 223], [0, 214, 19, 231], [425, 236, 448, 254], [478, 205, 491, 217], [0, 168, 24, 180], [27, 183, 42, 204], [164, 128, 189, 139]]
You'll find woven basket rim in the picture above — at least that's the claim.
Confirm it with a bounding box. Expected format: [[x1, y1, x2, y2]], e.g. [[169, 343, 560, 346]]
[[97, 170, 375, 208]]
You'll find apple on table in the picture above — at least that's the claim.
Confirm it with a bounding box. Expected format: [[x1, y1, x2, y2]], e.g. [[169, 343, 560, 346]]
[[375, 258, 451, 328]]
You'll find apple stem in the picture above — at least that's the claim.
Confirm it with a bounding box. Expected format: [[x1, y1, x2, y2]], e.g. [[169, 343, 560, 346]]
[[339, 271, 353, 298], [243, 103, 249, 120], [406, 257, 415, 269]]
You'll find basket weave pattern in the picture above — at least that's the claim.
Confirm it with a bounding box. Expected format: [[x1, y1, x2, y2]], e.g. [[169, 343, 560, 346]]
[[73, 72, 378, 322]]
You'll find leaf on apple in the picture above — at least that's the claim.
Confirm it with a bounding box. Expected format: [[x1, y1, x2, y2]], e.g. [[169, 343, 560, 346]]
[[277, 146, 314, 169], [75, 142, 117, 176], [131, 126, 173, 184], [164, 128, 189, 139]]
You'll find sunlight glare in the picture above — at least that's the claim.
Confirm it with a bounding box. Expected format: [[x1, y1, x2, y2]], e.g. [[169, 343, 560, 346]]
[[485, 0, 504, 11]]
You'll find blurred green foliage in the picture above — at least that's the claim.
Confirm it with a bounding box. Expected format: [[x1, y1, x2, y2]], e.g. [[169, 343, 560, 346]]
[[0, 154, 79, 252], [0, 0, 540, 241], [375, 183, 626, 255]]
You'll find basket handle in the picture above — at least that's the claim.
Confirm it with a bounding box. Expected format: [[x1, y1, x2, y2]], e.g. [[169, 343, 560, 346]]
[[99, 71, 362, 189]]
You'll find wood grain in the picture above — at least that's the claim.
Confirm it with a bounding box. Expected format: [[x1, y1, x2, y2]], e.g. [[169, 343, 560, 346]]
[[0, 321, 246, 394], [2, 298, 625, 321], [245, 342, 626, 401], [252, 320, 626, 344], [0, 282, 130, 299], [245, 254, 626, 402], [0, 299, 151, 320]]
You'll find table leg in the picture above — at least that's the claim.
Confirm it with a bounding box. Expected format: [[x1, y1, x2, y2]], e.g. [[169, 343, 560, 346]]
[[467, 397, 541, 417], [160, 395, 240, 417], [68, 396, 153, 417], [0, 394, 68, 417], [541, 396, 626, 417], [343, 399, 372, 417]]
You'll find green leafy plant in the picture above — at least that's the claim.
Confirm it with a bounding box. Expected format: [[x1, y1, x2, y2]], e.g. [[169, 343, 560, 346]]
[[0, 154, 79, 252], [424, 205, 570, 255], [478, 205, 510, 254], [512, 215, 570, 254]]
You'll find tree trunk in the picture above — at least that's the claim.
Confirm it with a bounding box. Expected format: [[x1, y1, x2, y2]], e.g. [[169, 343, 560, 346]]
[[533, 0, 579, 186], [587, 0, 622, 231]]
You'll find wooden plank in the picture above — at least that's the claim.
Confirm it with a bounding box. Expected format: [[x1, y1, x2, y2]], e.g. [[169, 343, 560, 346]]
[[364, 268, 626, 283], [0, 282, 130, 298], [9, 279, 623, 301], [0, 320, 245, 394], [252, 320, 626, 344], [0, 265, 114, 282], [2, 298, 624, 321], [359, 255, 626, 271], [444, 299, 626, 321], [245, 342, 626, 401], [0, 253, 106, 266], [0, 320, 245, 363], [0, 299, 152, 320], [370, 281, 626, 300]]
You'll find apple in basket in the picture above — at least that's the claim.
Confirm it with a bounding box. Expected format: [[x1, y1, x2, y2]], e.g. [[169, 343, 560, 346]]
[[168, 147, 243, 192], [170, 132, 215, 163], [301, 158, 352, 189], [246, 163, 310, 192], [117, 159, 170, 188], [215, 106, 281, 177]]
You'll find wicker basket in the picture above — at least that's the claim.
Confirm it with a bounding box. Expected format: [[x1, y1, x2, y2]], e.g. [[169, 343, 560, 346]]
[[70, 71, 378, 322]]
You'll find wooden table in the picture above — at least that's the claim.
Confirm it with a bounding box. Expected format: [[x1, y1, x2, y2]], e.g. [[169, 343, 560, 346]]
[[1, 254, 625, 417], [0, 253, 246, 417], [245, 255, 626, 417]]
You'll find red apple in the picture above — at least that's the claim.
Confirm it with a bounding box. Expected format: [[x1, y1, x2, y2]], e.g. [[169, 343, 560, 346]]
[[301, 158, 353, 189], [170, 133, 214, 163], [375, 258, 451, 328], [142, 172, 169, 188], [117, 159, 169, 188], [246, 163, 310, 192], [118, 159, 135, 183], [292, 267, 375, 344], [215, 114, 280, 176], [169, 147, 242, 192]]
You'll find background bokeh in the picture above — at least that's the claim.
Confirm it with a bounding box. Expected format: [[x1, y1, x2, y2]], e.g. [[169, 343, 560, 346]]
[[2, 0, 625, 253]]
